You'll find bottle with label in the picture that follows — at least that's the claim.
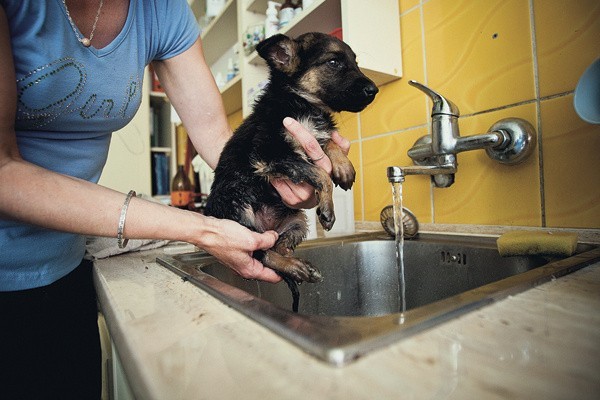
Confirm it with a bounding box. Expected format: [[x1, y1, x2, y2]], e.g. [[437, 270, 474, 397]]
[[171, 165, 193, 209], [278, 0, 295, 28], [265, 1, 280, 38]]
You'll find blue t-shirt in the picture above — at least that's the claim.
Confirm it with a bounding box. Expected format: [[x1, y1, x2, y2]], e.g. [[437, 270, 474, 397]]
[[0, 0, 200, 290]]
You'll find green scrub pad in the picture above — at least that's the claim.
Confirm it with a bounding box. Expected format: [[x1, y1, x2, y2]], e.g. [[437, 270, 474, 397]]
[[497, 230, 578, 257]]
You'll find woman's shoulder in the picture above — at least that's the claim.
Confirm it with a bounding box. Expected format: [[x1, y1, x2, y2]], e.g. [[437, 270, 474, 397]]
[[138, 0, 200, 62]]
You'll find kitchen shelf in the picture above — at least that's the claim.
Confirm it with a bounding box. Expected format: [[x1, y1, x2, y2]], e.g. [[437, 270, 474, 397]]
[[245, 0, 272, 14], [246, 0, 340, 66], [151, 147, 173, 153], [201, 0, 238, 67], [220, 74, 242, 114], [244, 0, 400, 87], [246, 0, 319, 14], [149, 91, 176, 195]]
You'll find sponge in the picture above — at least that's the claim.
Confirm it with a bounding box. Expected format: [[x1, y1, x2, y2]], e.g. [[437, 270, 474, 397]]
[[497, 230, 578, 257]]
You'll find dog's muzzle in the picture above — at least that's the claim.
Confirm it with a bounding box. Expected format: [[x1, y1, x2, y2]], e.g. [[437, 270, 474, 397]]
[[362, 83, 379, 102], [343, 80, 379, 112]]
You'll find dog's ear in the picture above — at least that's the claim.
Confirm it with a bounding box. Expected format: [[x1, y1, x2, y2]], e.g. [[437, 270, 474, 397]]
[[256, 34, 299, 75]]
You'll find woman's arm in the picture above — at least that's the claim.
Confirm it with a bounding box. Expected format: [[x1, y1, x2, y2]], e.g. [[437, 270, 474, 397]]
[[0, 8, 280, 282]]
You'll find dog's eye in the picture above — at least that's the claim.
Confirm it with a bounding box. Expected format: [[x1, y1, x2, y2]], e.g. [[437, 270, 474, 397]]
[[327, 59, 344, 69]]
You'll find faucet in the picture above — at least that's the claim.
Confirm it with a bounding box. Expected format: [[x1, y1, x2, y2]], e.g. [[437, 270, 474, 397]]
[[387, 80, 536, 187]]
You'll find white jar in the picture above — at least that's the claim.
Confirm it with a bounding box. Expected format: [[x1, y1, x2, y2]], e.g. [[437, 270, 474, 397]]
[[279, 5, 295, 28], [324, 186, 355, 237], [206, 0, 226, 18], [265, 1, 280, 38]]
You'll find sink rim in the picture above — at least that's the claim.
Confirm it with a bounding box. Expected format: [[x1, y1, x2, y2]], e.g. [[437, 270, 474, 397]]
[[156, 232, 600, 366]]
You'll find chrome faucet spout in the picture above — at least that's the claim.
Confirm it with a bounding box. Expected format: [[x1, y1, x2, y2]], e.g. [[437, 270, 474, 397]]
[[387, 155, 457, 187]]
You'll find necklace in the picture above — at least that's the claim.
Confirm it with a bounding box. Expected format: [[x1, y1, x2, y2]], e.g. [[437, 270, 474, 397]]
[[62, 0, 104, 47]]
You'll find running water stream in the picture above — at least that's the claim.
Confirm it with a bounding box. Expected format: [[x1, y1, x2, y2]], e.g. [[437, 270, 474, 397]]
[[391, 181, 407, 314]]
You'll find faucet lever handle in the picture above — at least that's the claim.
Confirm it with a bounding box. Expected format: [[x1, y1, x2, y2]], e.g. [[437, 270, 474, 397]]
[[408, 80, 460, 117]]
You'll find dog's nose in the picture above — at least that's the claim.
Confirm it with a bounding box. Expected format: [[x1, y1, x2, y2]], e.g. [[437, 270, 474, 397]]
[[363, 84, 379, 99]]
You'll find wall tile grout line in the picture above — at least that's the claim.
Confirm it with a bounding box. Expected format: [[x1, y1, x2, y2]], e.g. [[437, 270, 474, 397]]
[[529, 0, 546, 227], [352, 93, 575, 147], [351, 124, 429, 144]]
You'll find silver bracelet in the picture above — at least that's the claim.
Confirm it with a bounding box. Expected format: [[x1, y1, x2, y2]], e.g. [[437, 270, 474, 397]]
[[117, 190, 136, 249]]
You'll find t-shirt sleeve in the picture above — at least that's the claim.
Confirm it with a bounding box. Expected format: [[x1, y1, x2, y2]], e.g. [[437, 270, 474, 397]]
[[151, 0, 201, 61]]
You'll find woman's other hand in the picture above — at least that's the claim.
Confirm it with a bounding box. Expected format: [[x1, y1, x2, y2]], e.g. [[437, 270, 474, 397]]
[[271, 117, 351, 209], [195, 216, 282, 283]]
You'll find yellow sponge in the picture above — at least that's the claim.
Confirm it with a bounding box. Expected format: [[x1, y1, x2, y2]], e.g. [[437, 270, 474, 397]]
[[497, 230, 578, 257]]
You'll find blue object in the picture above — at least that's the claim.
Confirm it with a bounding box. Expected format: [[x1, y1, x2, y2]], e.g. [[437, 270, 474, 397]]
[[574, 58, 600, 124]]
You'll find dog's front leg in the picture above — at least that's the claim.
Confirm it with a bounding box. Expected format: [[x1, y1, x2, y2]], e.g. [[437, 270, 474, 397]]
[[309, 166, 336, 230], [324, 140, 355, 190]]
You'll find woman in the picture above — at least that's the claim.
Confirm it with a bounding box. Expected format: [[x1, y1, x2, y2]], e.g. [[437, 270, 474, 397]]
[[0, 1, 349, 398]]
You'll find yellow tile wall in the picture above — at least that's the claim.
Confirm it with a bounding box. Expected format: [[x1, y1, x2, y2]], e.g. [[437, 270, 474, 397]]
[[226, 0, 599, 229], [351, 0, 600, 229]]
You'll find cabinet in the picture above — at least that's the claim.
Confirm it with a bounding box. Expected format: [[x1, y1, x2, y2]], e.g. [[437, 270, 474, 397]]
[[194, 0, 243, 114], [149, 90, 176, 197]]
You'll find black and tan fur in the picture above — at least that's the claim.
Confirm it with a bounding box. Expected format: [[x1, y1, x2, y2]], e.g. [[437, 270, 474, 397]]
[[204, 33, 378, 305]]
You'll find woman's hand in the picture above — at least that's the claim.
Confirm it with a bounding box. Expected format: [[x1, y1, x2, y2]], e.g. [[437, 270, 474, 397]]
[[271, 117, 351, 209], [194, 216, 282, 283]]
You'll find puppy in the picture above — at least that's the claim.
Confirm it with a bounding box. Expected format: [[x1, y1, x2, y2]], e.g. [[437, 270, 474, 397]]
[[204, 32, 378, 310]]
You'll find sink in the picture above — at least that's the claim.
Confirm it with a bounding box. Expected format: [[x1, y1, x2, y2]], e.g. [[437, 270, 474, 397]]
[[157, 232, 600, 365]]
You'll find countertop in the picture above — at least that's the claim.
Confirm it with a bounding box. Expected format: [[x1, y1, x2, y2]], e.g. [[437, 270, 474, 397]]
[[94, 237, 600, 400]]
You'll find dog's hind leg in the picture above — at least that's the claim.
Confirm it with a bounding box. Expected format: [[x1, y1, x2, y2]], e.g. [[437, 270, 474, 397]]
[[253, 209, 322, 282], [261, 250, 322, 283]]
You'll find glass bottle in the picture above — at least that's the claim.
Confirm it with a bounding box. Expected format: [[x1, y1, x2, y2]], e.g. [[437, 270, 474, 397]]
[[170, 165, 193, 209]]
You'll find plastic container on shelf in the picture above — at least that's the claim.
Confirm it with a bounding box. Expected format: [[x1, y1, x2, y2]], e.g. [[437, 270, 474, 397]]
[[226, 58, 235, 81], [206, 0, 226, 18], [292, 0, 302, 16], [323, 186, 355, 237], [265, 1, 280, 38], [243, 24, 265, 55], [278, 0, 295, 28], [302, 0, 315, 9]]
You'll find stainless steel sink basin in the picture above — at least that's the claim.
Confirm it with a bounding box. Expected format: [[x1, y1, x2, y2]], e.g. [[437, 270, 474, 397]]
[[157, 232, 599, 365]]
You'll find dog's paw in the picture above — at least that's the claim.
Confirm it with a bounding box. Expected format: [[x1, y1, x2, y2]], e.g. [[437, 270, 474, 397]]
[[287, 258, 323, 283], [332, 161, 356, 190], [316, 205, 336, 231]]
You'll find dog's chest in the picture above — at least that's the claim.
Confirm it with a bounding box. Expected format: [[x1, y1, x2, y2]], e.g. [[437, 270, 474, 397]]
[[282, 115, 333, 161]]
